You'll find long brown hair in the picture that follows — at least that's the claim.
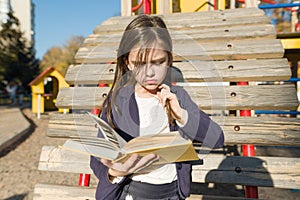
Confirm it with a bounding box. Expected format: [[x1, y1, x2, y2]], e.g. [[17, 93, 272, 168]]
[[102, 15, 173, 127]]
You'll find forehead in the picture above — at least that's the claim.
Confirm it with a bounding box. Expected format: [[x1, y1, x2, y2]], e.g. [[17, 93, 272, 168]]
[[128, 48, 167, 61]]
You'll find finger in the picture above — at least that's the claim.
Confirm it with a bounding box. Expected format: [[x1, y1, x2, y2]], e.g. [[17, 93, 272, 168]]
[[159, 84, 170, 91], [130, 154, 159, 173], [118, 153, 141, 172], [100, 158, 113, 167]]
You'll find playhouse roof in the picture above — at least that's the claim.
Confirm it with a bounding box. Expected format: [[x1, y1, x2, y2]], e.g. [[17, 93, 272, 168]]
[[28, 67, 63, 86]]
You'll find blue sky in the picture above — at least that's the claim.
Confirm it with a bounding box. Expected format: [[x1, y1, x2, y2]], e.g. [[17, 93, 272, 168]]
[[32, 0, 121, 59]]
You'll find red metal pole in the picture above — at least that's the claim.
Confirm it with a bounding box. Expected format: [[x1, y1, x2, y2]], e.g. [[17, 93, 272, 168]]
[[144, 0, 151, 14], [238, 82, 258, 198], [78, 174, 90, 186]]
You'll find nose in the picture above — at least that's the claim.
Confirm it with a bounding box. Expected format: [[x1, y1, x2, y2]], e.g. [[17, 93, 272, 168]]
[[145, 64, 155, 77]]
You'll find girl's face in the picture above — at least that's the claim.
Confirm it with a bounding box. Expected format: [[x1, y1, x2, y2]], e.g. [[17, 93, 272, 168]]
[[127, 47, 169, 93]]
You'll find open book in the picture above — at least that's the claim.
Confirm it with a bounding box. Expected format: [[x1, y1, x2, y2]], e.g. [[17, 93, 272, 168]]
[[61, 112, 199, 164]]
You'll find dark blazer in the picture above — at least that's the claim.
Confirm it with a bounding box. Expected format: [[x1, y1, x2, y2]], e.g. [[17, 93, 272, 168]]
[[90, 85, 224, 200]]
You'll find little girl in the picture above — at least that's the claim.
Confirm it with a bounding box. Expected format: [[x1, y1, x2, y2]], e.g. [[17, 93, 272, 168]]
[[90, 15, 224, 200]]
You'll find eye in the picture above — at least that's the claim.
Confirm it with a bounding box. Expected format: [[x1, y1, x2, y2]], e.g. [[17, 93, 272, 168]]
[[153, 59, 166, 65]]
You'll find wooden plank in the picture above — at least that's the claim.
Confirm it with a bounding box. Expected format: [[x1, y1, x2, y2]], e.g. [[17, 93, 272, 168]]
[[33, 184, 95, 200], [100, 8, 265, 26], [192, 155, 300, 189], [55, 85, 298, 110], [47, 112, 98, 138], [157, 0, 171, 14], [38, 146, 300, 189], [85, 24, 276, 46], [33, 184, 253, 200], [121, 0, 131, 16], [187, 195, 258, 200], [65, 58, 290, 85], [38, 146, 93, 174], [215, 116, 300, 146], [95, 10, 268, 34], [46, 113, 300, 146], [75, 39, 284, 63]]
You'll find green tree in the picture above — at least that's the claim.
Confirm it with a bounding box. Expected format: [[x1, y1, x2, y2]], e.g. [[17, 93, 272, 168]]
[[0, 11, 39, 89], [40, 36, 84, 76]]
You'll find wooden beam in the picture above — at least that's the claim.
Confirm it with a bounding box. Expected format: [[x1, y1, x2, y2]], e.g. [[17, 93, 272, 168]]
[[46, 113, 300, 146], [33, 184, 95, 200], [96, 8, 266, 32], [192, 155, 300, 189], [157, 0, 171, 14], [33, 184, 256, 200], [85, 24, 276, 46], [55, 85, 298, 110], [121, 0, 132, 16], [75, 39, 284, 63], [38, 146, 300, 189], [65, 59, 291, 85]]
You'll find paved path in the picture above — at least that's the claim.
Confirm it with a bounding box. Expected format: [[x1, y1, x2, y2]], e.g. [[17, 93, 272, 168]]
[[0, 107, 85, 200], [0, 106, 31, 153]]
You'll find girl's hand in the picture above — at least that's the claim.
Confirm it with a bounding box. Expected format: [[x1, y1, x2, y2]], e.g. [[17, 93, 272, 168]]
[[157, 84, 185, 124], [100, 153, 159, 177]]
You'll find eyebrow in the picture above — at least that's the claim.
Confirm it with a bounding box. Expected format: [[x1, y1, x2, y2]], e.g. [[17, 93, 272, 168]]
[[130, 57, 167, 65]]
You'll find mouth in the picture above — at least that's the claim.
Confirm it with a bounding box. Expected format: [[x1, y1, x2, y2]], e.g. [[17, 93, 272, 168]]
[[144, 79, 158, 85]]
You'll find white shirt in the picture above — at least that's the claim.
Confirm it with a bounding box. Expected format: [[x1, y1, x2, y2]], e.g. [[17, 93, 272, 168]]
[[132, 95, 177, 184]]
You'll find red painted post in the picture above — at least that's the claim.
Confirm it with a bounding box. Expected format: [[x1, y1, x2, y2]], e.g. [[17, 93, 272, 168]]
[[78, 83, 107, 187], [214, 0, 217, 10], [78, 174, 91, 186], [144, 0, 151, 14], [238, 82, 258, 198]]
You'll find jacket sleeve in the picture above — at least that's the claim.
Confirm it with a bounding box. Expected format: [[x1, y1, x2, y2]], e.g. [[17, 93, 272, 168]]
[[176, 87, 224, 149]]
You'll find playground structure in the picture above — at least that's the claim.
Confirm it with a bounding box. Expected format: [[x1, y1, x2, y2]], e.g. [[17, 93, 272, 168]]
[[32, 6, 300, 200], [29, 67, 69, 118]]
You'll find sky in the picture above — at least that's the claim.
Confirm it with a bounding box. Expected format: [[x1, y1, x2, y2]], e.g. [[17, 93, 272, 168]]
[[32, 0, 121, 59]]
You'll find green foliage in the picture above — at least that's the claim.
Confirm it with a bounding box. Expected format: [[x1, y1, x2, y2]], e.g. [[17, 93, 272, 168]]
[[0, 11, 39, 90]]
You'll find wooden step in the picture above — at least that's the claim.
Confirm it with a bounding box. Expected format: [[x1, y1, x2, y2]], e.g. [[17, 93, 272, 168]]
[[46, 113, 300, 146], [38, 146, 300, 189], [55, 85, 298, 111], [65, 58, 290, 85]]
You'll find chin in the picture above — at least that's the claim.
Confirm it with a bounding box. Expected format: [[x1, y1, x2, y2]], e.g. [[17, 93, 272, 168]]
[[144, 85, 159, 92]]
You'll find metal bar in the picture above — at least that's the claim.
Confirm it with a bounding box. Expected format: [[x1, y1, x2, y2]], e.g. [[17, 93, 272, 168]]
[[238, 81, 259, 199], [259, 3, 300, 9], [144, 0, 151, 14], [255, 110, 300, 115]]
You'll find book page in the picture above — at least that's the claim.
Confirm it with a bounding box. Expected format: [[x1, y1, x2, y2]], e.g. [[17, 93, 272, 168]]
[[61, 139, 123, 161], [123, 131, 186, 152], [87, 112, 127, 148]]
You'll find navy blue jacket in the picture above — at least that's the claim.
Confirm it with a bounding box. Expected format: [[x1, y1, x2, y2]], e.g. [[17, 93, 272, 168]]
[[90, 85, 224, 200]]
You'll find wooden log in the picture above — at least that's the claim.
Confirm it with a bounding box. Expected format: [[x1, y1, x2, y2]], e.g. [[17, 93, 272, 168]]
[[38, 146, 93, 174], [99, 8, 265, 26], [75, 39, 284, 63], [33, 184, 255, 200], [94, 10, 269, 34], [192, 155, 300, 189], [46, 113, 300, 146], [187, 195, 258, 200], [65, 58, 291, 85], [84, 24, 276, 46], [33, 184, 95, 200], [55, 85, 298, 110], [38, 146, 300, 189]]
